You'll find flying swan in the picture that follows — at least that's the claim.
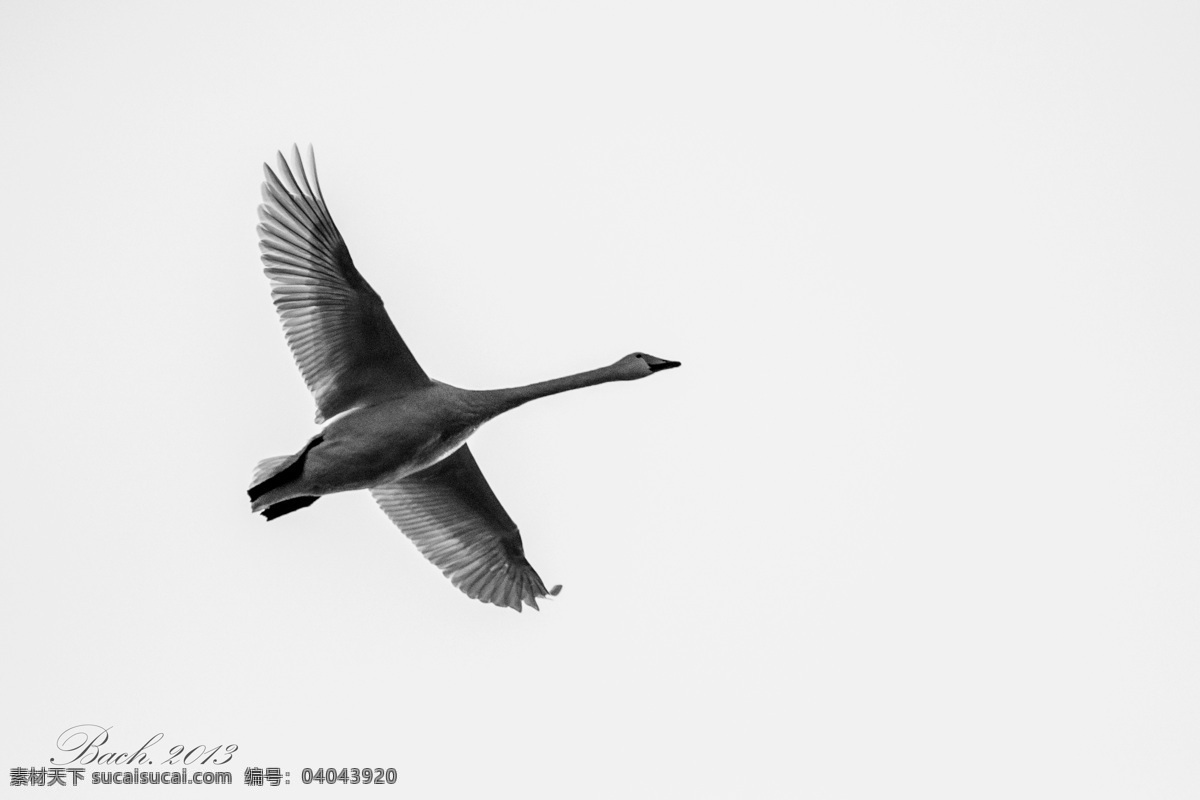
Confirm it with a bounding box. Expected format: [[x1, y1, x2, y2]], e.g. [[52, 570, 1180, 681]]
[[248, 146, 680, 611]]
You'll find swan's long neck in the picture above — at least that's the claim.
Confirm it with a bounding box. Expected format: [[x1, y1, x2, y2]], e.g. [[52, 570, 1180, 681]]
[[474, 363, 628, 416]]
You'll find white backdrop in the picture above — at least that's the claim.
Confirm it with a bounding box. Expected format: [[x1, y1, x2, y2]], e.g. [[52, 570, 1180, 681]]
[[3, 1, 1198, 797]]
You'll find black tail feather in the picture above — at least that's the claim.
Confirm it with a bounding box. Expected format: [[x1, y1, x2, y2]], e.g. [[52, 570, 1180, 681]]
[[262, 495, 319, 520], [248, 435, 324, 502]]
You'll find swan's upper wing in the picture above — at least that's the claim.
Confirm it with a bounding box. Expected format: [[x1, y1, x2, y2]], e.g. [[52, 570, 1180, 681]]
[[371, 445, 561, 611], [258, 146, 429, 423]]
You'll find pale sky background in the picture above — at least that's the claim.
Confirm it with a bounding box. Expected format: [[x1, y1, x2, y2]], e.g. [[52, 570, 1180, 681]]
[[3, 1, 1199, 797]]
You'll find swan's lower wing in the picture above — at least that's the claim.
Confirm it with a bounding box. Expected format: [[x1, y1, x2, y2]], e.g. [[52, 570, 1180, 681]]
[[371, 445, 561, 612]]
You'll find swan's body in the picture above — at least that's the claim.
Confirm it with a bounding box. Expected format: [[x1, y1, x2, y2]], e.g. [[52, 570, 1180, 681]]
[[249, 147, 679, 611]]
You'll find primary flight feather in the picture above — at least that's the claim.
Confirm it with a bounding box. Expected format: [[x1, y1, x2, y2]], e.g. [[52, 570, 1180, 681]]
[[249, 146, 680, 611]]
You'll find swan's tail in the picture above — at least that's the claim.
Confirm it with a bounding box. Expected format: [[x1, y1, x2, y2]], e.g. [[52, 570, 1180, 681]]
[[249, 455, 295, 496], [248, 436, 323, 518]]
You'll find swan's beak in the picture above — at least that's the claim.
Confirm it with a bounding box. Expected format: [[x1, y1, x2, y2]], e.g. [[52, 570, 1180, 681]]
[[649, 359, 681, 373]]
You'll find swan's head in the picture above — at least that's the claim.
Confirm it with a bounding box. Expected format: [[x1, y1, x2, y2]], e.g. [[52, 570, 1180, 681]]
[[616, 352, 682, 379]]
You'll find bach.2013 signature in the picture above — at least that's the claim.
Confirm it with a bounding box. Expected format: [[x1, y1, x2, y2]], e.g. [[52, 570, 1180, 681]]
[[51, 724, 237, 767]]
